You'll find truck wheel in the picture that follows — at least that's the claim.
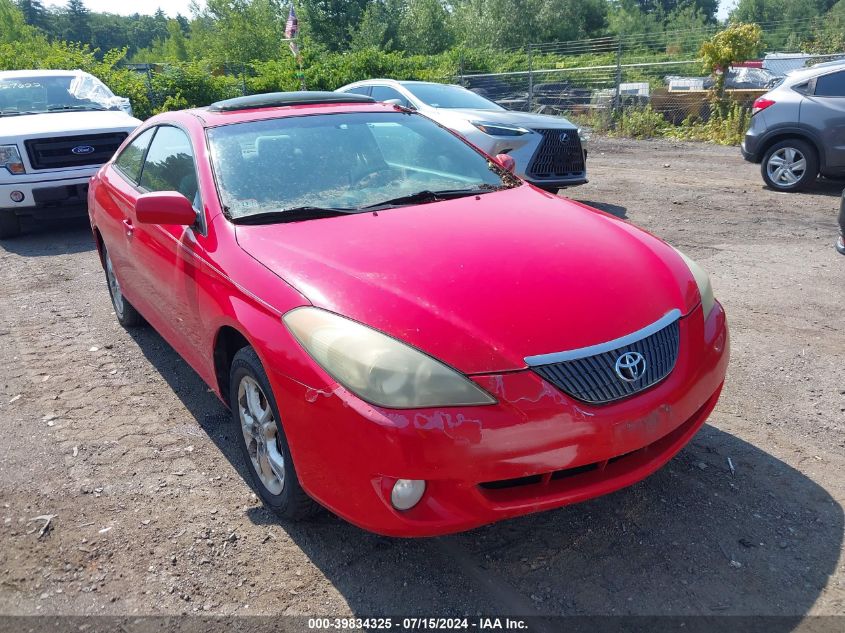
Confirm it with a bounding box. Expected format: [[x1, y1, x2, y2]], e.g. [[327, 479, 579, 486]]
[[762, 140, 819, 192], [0, 212, 21, 239]]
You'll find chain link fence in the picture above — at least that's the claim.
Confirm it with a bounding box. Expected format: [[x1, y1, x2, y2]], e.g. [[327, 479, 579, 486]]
[[455, 21, 845, 133]]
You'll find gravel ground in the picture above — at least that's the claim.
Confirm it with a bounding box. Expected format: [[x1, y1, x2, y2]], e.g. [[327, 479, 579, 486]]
[[0, 137, 843, 627]]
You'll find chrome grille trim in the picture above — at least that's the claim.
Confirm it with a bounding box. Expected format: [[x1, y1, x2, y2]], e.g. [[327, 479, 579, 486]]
[[526, 310, 682, 405]]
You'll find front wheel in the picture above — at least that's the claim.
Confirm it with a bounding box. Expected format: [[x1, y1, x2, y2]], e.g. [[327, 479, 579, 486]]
[[0, 212, 21, 239], [761, 139, 818, 192], [229, 346, 320, 521]]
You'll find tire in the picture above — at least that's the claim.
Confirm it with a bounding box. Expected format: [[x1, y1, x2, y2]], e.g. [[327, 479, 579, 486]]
[[229, 346, 320, 521], [0, 212, 21, 239], [103, 247, 143, 327], [761, 139, 819, 192]]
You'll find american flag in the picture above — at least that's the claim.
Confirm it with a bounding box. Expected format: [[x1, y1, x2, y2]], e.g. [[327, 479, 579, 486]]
[[285, 5, 299, 40]]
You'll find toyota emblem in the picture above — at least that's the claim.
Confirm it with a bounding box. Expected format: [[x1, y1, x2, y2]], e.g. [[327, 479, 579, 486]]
[[614, 351, 646, 382]]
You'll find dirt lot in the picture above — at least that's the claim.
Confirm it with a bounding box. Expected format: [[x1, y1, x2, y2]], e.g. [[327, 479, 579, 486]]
[[0, 137, 843, 628]]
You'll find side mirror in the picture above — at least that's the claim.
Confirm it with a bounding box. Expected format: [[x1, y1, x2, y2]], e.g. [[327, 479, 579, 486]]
[[494, 153, 516, 172], [135, 191, 197, 226]]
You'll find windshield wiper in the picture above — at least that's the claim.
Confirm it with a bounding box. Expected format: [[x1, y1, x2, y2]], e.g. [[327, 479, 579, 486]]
[[47, 104, 107, 112], [231, 206, 360, 225], [363, 187, 499, 210]]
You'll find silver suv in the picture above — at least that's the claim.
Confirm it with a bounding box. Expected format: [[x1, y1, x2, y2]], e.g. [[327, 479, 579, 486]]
[[336, 80, 587, 191], [742, 60, 845, 192]]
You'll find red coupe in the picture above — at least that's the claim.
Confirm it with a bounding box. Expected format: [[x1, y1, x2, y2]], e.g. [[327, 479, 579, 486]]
[[88, 92, 729, 537]]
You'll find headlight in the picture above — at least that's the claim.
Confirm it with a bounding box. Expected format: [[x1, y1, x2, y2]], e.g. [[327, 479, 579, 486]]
[[471, 121, 529, 137], [673, 248, 715, 318], [283, 307, 496, 409], [0, 145, 25, 175]]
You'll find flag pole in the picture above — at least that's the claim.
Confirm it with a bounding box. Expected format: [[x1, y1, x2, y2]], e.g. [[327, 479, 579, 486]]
[[284, 4, 306, 90]]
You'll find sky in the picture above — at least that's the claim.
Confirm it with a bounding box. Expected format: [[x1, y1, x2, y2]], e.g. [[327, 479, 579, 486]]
[[47, 0, 741, 20]]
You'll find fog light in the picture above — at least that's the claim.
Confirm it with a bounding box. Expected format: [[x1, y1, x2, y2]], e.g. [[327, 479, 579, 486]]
[[390, 479, 425, 511], [10, 191, 24, 203]]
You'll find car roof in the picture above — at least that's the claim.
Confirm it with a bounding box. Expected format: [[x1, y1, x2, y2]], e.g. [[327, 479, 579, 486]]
[[179, 97, 403, 128], [784, 59, 845, 82], [345, 79, 463, 89]]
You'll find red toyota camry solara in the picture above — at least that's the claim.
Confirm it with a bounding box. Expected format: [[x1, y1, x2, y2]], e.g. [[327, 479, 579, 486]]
[[88, 92, 729, 537]]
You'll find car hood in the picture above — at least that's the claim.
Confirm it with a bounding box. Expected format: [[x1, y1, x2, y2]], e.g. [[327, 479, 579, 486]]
[[0, 110, 140, 138], [235, 187, 699, 374], [431, 107, 577, 130]]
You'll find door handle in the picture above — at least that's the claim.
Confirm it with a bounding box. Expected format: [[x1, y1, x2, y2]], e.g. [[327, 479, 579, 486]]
[[122, 219, 134, 237]]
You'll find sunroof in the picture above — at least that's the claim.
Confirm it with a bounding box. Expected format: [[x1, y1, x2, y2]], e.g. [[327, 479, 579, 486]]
[[207, 91, 375, 112]]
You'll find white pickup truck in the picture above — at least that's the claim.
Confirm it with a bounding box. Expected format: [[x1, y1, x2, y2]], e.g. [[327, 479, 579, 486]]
[[0, 69, 141, 238]]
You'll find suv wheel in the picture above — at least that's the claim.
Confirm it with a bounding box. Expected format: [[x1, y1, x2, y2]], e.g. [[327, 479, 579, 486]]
[[762, 140, 819, 192], [0, 212, 21, 239]]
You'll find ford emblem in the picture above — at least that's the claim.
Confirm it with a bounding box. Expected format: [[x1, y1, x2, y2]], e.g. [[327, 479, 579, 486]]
[[71, 145, 96, 155]]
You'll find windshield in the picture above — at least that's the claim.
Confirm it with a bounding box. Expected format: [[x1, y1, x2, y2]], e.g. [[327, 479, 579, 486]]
[[208, 111, 514, 221], [0, 73, 126, 116], [403, 83, 504, 110]]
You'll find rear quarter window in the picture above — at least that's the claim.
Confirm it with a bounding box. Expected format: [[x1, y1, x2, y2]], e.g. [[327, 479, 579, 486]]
[[815, 71, 845, 97]]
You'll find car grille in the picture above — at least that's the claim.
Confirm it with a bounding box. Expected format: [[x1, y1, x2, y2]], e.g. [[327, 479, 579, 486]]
[[24, 132, 128, 170], [526, 128, 585, 179], [531, 316, 680, 405]]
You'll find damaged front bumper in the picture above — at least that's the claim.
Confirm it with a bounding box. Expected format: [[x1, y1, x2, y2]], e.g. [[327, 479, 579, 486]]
[[269, 302, 729, 537]]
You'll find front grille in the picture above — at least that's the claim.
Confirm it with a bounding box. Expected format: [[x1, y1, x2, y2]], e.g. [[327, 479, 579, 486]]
[[25, 132, 127, 170], [531, 317, 680, 405], [526, 128, 585, 179]]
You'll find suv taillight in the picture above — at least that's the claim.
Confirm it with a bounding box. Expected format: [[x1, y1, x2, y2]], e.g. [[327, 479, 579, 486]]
[[752, 98, 776, 116]]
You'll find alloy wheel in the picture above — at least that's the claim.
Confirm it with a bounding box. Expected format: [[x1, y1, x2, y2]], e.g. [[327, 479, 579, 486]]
[[105, 252, 125, 318], [237, 375, 286, 495], [766, 147, 807, 188]]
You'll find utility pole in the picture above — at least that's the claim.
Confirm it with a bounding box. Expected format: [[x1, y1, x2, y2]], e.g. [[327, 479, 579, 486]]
[[614, 37, 623, 120], [527, 43, 534, 112]]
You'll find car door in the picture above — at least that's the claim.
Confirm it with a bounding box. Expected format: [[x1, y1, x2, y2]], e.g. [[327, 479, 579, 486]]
[[802, 70, 845, 171], [131, 124, 209, 370], [95, 127, 156, 309]]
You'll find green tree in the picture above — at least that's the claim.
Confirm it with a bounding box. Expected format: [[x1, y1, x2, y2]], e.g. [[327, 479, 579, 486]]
[[700, 22, 762, 114], [298, 0, 370, 51], [350, 0, 404, 51], [399, 0, 452, 54], [190, 0, 285, 63], [62, 0, 91, 44], [15, 0, 50, 31], [2, 0, 35, 43], [607, 0, 665, 39]]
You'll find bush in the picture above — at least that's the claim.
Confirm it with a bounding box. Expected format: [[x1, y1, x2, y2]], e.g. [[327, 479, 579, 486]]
[[667, 101, 750, 145], [616, 105, 669, 139]]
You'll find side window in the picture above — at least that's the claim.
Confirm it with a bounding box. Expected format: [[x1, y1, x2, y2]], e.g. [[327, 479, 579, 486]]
[[370, 85, 408, 106], [815, 71, 845, 97], [139, 126, 201, 209], [113, 127, 155, 183], [344, 86, 371, 96]]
